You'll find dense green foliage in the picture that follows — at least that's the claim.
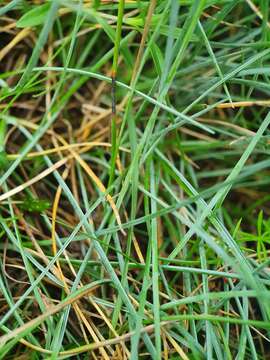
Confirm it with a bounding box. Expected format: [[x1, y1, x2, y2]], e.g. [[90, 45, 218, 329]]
[[0, 0, 270, 358]]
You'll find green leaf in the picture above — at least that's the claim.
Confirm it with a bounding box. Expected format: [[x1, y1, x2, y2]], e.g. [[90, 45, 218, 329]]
[[19, 196, 51, 213], [0, 151, 8, 170], [16, 3, 51, 28], [150, 43, 164, 76], [257, 210, 263, 237], [232, 218, 242, 239], [93, 0, 101, 9], [0, 119, 6, 151]]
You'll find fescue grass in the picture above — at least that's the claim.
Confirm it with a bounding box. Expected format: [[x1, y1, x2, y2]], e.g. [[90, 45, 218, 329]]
[[0, 0, 270, 358]]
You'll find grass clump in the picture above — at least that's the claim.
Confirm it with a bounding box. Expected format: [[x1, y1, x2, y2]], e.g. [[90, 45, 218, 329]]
[[0, 0, 270, 358]]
